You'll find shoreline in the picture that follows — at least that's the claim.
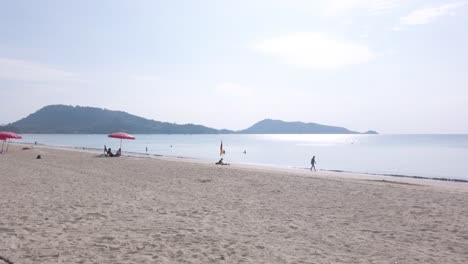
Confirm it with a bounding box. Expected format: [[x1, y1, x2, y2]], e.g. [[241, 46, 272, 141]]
[[12, 142, 468, 185], [7, 143, 468, 193]]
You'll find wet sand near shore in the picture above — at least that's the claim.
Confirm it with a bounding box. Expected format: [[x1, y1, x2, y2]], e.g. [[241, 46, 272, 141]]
[[1, 145, 467, 263]]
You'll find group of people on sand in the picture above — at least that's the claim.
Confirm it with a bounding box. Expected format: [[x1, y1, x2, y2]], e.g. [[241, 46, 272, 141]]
[[104, 145, 121, 157], [103, 143, 317, 169]]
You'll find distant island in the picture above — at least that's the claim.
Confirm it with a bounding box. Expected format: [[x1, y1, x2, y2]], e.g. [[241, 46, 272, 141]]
[[240, 119, 377, 134], [2, 105, 378, 134]]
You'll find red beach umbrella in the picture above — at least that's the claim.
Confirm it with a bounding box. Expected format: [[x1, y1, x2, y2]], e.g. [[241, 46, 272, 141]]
[[0, 131, 22, 139], [107, 132, 136, 149], [0, 131, 22, 153]]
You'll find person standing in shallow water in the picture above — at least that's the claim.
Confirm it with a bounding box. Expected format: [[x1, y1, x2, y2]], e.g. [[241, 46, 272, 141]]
[[310, 156, 317, 171]]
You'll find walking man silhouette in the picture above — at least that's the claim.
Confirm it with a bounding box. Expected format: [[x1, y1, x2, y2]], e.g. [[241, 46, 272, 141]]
[[310, 156, 317, 171]]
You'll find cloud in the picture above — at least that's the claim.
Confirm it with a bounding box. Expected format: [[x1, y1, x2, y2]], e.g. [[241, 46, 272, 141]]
[[0, 57, 79, 83], [398, 2, 465, 27], [359, 33, 369, 39], [326, 0, 401, 15], [130, 73, 161, 83], [252, 32, 374, 69]]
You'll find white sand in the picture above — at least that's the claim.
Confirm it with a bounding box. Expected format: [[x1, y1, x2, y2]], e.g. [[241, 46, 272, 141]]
[[1, 145, 468, 263]]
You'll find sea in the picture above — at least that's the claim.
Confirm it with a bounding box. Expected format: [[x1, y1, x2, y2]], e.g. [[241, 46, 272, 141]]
[[13, 134, 468, 182]]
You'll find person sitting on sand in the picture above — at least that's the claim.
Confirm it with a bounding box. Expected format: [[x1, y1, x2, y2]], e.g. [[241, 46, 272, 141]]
[[115, 148, 122, 157], [107, 148, 115, 157], [215, 158, 229, 165]]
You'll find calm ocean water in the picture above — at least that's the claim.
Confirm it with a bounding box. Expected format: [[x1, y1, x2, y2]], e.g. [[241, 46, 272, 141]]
[[14, 134, 468, 181]]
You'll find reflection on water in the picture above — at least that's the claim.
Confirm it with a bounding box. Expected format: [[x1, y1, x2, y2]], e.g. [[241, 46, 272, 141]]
[[16, 134, 468, 180]]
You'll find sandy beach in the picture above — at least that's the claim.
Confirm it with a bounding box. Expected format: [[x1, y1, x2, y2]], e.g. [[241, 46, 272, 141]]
[[1, 145, 468, 264]]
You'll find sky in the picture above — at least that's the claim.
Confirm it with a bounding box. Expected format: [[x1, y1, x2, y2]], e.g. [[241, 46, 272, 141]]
[[1, 0, 467, 134]]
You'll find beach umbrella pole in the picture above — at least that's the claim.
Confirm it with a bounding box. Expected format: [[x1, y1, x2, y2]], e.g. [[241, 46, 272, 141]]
[[5, 140, 9, 153], [1, 140, 4, 153]]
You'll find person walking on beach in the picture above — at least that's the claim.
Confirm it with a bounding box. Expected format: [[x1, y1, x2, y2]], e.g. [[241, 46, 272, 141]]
[[104, 145, 107, 154], [310, 156, 317, 171]]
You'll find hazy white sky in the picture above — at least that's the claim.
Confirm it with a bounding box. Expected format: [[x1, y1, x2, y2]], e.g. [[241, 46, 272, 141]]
[[1, 0, 467, 133]]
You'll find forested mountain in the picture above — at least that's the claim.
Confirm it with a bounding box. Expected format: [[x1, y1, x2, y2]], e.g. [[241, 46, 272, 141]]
[[11, 105, 231, 134], [238, 119, 378, 134], [8, 105, 377, 134], [0, 124, 20, 133]]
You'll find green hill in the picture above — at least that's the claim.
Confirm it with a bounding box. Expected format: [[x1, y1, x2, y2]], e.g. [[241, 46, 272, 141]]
[[8, 105, 377, 134], [238, 119, 377, 134], [11, 105, 230, 134]]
